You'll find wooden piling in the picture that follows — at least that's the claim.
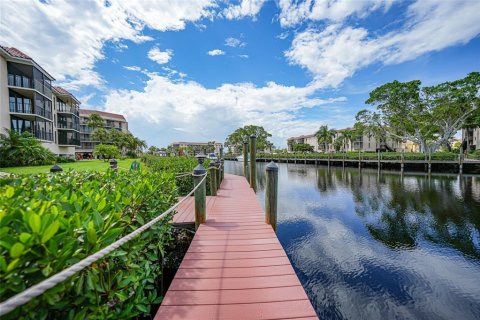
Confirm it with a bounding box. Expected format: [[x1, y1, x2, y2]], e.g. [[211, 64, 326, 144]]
[[193, 156, 207, 230], [265, 161, 278, 232], [243, 141, 248, 179], [208, 162, 217, 196], [249, 135, 257, 190]]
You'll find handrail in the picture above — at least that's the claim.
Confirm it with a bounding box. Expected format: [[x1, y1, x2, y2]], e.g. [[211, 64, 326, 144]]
[[0, 173, 207, 316]]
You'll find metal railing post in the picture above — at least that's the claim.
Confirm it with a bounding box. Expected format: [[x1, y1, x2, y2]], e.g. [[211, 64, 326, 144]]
[[194, 155, 207, 229], [250, 135, 257, 190], [208, 162, 217, 196], [265, 161, 278, 232]]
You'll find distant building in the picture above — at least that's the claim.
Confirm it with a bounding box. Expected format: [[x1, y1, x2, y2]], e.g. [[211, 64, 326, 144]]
[[77, 109, 129, 158], [1, 45, 81, 157], [287, 128, 420, 153], [462, 127, 480, 151], [169, 141, 223, 156]]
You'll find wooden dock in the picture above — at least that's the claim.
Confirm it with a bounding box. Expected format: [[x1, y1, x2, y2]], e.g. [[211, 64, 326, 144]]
[[156, 174, 317, 320]]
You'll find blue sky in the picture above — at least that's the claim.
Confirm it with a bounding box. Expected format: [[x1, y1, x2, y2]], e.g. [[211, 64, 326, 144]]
[[1, 0, 479, 147]]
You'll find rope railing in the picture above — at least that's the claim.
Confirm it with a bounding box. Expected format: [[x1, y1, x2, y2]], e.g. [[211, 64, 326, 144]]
[[0, 173, 208, 317]]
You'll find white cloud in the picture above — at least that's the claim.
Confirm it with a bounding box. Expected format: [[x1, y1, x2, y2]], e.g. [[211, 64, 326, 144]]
[[207, 49, 225, 56], [238, 54, 249, 59], [124, 66, 142, 72], [148, 46, 173, 64], [225, 37, 246, 47], [286, 0, 480, 88], [278, 0, 396, 27], [0, 0, 215, 89], [103, 74, 346, 147], [223, 0, 267, 20]]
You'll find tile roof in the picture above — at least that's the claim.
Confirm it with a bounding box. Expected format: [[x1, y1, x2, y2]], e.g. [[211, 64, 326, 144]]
[[0, 45, 55, 80], [53, 86, 71, 96], [79, 109, 126, 121], [0, 46, 32, 60]]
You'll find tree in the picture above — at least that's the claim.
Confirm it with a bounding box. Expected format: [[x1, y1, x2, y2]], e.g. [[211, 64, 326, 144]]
[[86, 113, 105, 130], [287, 140, 296, 152], [315, 125, 336, 152], [0, 129, 55, 167], [364, 72, 480, 153], [94, 144, 120, 161], [225, 125, 273, 152], [148, 146, 160, 155], [91, 128, 111, 144], [293, 143, 314, 152]]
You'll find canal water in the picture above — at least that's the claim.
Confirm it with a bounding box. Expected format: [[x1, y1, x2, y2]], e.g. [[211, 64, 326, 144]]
[[224, 161, 480, 320]]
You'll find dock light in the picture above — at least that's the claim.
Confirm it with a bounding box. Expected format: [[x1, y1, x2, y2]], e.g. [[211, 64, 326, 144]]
[[50, 164, 63, 173]]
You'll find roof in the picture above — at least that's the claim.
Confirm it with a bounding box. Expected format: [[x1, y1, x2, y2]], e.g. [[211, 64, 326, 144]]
[[0, 46, 32, 59], [79, 109, 127, 121], [53, 86, 80, 104], [0, 45, 55, 80], [287, 133, 316, 140]]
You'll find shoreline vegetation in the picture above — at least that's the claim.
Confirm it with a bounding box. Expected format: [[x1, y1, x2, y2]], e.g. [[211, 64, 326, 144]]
[[0, 156, 204, 319]]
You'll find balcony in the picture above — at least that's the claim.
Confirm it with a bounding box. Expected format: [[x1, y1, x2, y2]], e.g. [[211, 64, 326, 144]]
[[58, 136, 80, 146], [58, 122, 80, 131], [8, 74, 32, 89], [9, 102, 33, 114], [35, 131, 53, 142], [35, 108, 52, 120], [57, 103, 78, 115]]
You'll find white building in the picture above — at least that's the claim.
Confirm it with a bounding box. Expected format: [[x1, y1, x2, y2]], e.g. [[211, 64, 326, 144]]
[[1, 46, 81, 157]]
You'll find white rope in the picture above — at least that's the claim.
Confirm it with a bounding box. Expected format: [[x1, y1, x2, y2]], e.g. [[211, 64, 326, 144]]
[[0, 173, 207, 316]]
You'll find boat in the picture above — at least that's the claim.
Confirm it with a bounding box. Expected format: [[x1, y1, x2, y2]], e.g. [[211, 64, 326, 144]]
[[236, 155, 244, 161]]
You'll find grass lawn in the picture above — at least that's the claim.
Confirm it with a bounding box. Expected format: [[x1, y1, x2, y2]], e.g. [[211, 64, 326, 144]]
[[0, 159, 142, 175]]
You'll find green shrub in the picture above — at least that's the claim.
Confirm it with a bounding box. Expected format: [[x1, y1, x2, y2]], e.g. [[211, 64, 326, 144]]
[[257, 151, 458, 161], [0, 130, 56, 167], [142, 156, 212, 196], [0, 170, 177, 319], [94, 144, 120, 161], [472, 149, 480, 159]]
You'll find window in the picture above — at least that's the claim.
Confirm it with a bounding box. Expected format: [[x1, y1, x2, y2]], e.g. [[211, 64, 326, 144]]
[[9, 96, 16, 112], [16, 97, 23, 112]]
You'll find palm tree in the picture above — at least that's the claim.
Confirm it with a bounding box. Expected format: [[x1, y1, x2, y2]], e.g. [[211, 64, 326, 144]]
[[315, 125, 336, 152], [341, 129, 356, 152], [87, 113, 105, 130], [0, 129, 55, 166]]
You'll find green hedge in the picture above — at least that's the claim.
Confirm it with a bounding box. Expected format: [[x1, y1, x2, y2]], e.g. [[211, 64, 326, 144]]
[[0, 170, 177, 319], [258, 152, 458, 161], [142, 156, 214, 196]]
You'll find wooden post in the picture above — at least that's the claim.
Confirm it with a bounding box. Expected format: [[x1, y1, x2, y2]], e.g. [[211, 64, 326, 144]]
[[265, 161, 278, 232], [358, 150, 361, 169], [220, 158, 225, 181], [401, 149, 405, 173], [249, 135, 257, 190], [208, 162, 217, 196], [378, 150, 381, 170], [216, 160, 221, 190], [459, 147, 463, 174], [243, 141, 248, 179], [193, 155, 207, 230], [428, 152, 432, 175]]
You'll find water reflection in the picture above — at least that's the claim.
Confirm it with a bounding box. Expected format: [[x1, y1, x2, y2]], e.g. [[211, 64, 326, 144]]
[[224, 161, 480, 320]]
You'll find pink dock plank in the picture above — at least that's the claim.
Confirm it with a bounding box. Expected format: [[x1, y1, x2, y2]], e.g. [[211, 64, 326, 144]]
[[155, 174, 317, 320]]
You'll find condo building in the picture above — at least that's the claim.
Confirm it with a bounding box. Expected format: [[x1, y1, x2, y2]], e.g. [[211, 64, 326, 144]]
[[462, 127, 480, 151], [77, 109, 129, 158], [169, 141, 223, 156], [287, 129, 420, 153], [1, 46, 130, 159]]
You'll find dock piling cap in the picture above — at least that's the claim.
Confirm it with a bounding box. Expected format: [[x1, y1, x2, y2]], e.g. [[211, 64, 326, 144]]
[[266, 161, 278, 172]]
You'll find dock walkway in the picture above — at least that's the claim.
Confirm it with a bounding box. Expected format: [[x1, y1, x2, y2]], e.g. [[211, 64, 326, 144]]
[[156, 174, 317, 319]]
